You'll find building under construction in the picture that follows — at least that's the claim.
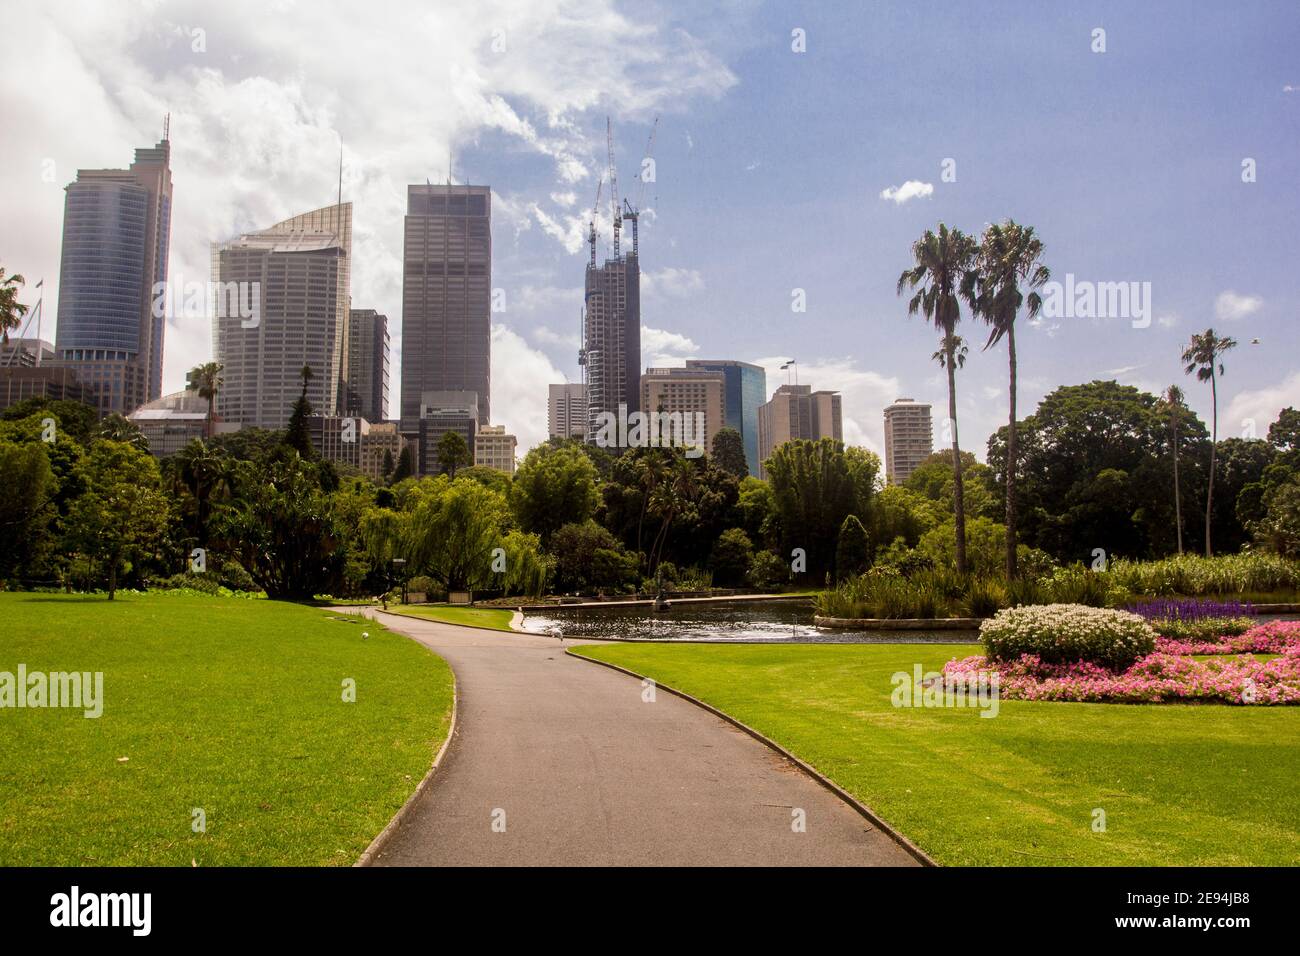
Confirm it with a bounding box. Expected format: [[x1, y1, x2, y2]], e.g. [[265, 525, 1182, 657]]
[[581, 118, 653, 437]]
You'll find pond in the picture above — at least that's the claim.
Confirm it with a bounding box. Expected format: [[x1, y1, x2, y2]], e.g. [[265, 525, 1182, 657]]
[[520, 598, 980, 644]]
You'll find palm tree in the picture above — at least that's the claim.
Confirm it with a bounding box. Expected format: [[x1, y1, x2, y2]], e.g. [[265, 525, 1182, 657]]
[[187, 362, 224, 439], [0, 266, 29, 344], [964, 221, 1049, 581], [1162, 384, 1186, 554], [898, 223, 978, 575], [1182, 329, 1237, 556]]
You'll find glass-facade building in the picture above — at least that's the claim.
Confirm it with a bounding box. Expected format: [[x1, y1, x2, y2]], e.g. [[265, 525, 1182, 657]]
[[686, 359, 766, 476], [54, 139, 172, 415]]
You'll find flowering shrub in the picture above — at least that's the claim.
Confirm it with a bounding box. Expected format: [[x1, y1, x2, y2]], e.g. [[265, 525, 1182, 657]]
[[1124, 598, 1257, 641], [943, 644, 1300, 705], [979, 604, 1157, 670]]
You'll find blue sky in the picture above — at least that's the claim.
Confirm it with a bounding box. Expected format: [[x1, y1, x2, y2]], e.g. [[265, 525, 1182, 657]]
[[3, 0, 1297, 454]]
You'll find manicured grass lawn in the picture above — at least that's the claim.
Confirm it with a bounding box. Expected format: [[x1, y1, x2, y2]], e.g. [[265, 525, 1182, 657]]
[[390, 603, 516, 631], [572, 642, 1300, 866], [0, 592, 453, 865]]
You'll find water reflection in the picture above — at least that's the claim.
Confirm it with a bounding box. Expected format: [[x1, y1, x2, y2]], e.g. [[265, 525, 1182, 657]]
[[521, 599, 978, 644]]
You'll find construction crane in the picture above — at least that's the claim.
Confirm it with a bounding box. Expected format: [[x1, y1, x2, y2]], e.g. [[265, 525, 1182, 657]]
[[587, 176, 603, 268], [623, 115, 659, 257], [606, 117, 621, 258]]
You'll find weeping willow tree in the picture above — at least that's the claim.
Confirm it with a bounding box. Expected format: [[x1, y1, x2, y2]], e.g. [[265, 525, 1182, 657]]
[[498, 530, 553, 597]]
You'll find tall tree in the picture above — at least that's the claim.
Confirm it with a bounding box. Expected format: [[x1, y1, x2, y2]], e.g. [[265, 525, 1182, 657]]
[[965, 220, 1049, 580], [710, 427, 748, 478], [285, 365, 315, 459], [392, 445, 414, 482], [1182, 329, 1237, 556], [187, 362, 224, 439], [435, 430, 472, 479], [0, 266, 28, 344], [1162, 385, 1186, 554], [898, 223, 978, 574]]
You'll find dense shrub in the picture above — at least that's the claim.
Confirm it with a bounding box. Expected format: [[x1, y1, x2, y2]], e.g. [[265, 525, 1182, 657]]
[[747, 550, 787, 590], [979, 604, 1157, 670]]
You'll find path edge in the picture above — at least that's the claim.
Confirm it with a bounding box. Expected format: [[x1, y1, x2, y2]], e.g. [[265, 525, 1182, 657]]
[[565, 647, 937, 867], [354, 664, 459, 867]]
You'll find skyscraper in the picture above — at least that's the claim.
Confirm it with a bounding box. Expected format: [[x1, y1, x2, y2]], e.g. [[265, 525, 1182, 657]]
[[54, 136, 173, 415], [685, 359, 766, 476], [756, 384, 843, 479], [346, 308, 389, 423], [401, 184, 492, 433], [582, 247, 640, 435], [212, 202, 351, 430], [883, 398, 933, 484], [548, 382, 587, 439]]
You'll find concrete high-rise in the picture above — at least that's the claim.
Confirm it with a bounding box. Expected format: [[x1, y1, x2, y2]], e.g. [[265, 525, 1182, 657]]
[[54, 137, 173, 415], [212, 202, 351, 430], [474, 424, 517, 475], [582, 249, 640, 435], [345, 308, 389, 423], [756, 384, 843, 479], [686, 359, 766, 476], [401, 184, 491, 433], [548, 382, 587, 440], [641, 366, 727, 455], [883, 398, 933, 485]]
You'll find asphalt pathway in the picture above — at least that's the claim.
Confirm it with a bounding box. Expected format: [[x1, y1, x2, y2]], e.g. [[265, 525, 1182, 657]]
[[352, 609, 919, 867]]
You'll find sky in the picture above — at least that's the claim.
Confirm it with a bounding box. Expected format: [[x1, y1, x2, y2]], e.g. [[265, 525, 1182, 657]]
[[2, 0, 1297, 457]]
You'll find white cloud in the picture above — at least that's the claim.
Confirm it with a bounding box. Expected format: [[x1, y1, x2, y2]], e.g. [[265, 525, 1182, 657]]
[[1214, 290, 1263, 321], [641, 325, 699, 366], [490, 323, 566, 454], [879, 180, 934, 204], [641, 266, 704, 298], [1225, 371, 1300, 441], [753, 355, 900, 455], [1156, 313, 1179, 328]]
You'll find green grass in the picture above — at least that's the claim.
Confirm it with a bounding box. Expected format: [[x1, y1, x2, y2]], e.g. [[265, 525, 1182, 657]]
[[389, 603, 516, 631], [572, 642, 1300, 866], [0, 592, 453, 866]]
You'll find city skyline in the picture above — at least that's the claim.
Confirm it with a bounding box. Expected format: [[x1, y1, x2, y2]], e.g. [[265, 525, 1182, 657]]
[[2, 1, 1297, 459]]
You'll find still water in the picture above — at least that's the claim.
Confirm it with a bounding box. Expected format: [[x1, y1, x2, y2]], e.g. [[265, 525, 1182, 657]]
[[521, 599, 979, 644]]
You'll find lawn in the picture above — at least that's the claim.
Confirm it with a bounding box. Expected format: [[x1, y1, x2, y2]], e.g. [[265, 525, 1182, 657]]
[[389, 603, 516, 631], [0, 592, 454, 866], [572, 642, 1300, 866]]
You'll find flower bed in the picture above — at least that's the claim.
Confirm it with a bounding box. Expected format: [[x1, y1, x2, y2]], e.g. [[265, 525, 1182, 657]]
[[945, 620, 1300, 705], [1154, 619, 1300, 655]]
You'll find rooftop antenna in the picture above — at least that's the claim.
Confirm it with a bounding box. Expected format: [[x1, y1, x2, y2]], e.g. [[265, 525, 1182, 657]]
[[163, 113, 170, 142], [447, 143, 453, 186]]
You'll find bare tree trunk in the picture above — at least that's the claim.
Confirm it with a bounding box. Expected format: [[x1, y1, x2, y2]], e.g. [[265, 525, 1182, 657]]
[[1004, 322, 1018, 581], [1172, 415, 1183, 554], [108, 558, 117, 601], [947, 347, 968, 575], [1206, 372, 1217, 557]]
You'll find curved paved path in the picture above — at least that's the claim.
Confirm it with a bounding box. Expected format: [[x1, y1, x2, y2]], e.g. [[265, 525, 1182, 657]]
[[353, 609, 918, 867]]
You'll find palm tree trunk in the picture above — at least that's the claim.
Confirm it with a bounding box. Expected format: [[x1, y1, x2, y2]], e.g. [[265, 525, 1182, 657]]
[[946, 346, 968, 575], [1004, 322, 1018, 581], [1172, 417, 1183, 554], [206, 395, 214, 440], [1206, 371, 1217, 557]]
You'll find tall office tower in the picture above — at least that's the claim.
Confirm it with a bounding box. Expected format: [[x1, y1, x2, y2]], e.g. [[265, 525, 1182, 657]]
[[640, 366, 727, 454], [685, 359, 766, 476], [345, 308, 389, 422], [548, 382, 588, 439], [883, 397, 933, 485], [582, 249, 640, 437], [401, 184, 492, 434], [474, 424, 518, 475], [212, 202, 352, 430], [756, 384, 843, 479], [54, 136, 173, 415]]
